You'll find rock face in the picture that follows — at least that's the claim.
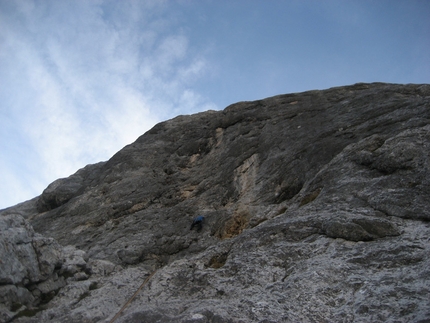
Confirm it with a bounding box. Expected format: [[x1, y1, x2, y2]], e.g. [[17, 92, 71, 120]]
[[1, 82, 430, 322]]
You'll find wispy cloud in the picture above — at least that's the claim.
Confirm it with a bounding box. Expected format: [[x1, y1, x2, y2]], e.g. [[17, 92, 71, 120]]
[[0, 0, 216, 208]]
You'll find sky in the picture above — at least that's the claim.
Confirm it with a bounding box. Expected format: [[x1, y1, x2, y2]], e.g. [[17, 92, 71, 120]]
[[0, 0, 429, 210]]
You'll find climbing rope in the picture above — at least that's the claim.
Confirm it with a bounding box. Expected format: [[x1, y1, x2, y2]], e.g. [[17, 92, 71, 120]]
[[108, 270, 157, 323]]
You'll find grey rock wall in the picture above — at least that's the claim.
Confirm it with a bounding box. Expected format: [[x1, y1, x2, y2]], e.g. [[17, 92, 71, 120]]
[[1, 82, 429, 322]]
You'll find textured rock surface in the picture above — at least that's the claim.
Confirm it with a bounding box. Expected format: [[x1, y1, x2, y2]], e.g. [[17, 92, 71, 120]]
[[0, 214, 63, 322], [1, 82, 430, 322]]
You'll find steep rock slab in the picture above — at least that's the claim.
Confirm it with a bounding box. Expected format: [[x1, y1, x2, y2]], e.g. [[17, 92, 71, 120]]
[[2, 82, 430, 322], [26, 83, 430, 263]]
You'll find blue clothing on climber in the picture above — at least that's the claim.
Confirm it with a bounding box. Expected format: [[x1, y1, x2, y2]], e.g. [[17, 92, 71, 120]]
[[190, 216, 205, 231]]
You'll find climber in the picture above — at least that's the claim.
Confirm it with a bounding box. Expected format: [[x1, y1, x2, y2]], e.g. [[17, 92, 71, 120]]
[[190, 216, 205, 231]]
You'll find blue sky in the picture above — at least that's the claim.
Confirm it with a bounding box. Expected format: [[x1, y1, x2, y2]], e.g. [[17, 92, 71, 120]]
[[0, 0, 429, 209]]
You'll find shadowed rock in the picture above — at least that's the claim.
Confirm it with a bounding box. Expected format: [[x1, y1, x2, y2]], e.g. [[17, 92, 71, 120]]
[[1, 82, 430, 323]]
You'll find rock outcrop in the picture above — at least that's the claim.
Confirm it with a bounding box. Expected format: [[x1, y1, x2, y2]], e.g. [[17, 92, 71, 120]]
[[1, 82, 429, 322]]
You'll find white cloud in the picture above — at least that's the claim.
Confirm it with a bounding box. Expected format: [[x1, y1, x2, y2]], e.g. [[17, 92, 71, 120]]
[[0, 0, 217, 209]]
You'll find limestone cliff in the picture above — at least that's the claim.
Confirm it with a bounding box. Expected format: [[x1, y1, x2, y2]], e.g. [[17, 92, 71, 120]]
[[1, 83, 430, 322]]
